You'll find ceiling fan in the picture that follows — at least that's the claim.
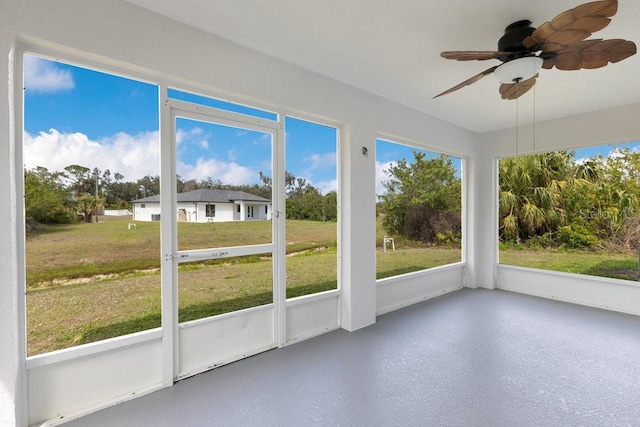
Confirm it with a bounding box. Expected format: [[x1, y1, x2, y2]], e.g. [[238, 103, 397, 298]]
[[434, 0, 637, 100]]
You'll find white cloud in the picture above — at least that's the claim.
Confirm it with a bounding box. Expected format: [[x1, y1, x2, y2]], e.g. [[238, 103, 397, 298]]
[[303, 152, 336, 170], [608, 148, 625, 159], [24, 129, 160, 181], [24, 55, 75, 93], [24, 128, 257, 186], [574, 156, 589, 165], [253, 133, 271, 145], [375, 160, 395, 196], [199, 139, 209, 149], [314, 179, 337, 194], [177, 158, 254, 185], [176, 127, 206, 145]]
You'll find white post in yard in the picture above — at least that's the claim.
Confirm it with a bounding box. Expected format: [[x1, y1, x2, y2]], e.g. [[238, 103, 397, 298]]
[[383, 236, 395, 252]]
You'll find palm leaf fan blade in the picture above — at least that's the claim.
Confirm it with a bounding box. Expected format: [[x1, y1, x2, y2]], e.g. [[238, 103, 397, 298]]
[[433, 66, 497, 98], [523, 0, 618, 52], [441, 51, 512, 61], [499, 75, 538, 100], [549, 39, 637, 70]]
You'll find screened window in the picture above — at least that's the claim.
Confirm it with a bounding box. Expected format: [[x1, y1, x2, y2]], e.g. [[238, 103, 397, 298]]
[[498, 143, 640, 282], [206, 204, 216, 218], [375, 138, 462, 279], [23, 55, 160, 355], [284, 116, 338, 298]]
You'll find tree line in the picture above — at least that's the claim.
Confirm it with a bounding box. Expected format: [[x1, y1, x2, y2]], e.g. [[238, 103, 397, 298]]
[[499, 148, 640, 250], [28, 147, 639, 251], [378, 147, 640, 251], [24, 165, 337, 226]]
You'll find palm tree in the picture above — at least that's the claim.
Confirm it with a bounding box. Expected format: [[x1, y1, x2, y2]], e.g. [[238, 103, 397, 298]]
[[499, 151, 574, 242]]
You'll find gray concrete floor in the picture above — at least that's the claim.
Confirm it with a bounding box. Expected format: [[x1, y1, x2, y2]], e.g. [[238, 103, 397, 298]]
[[66, 289, 640, 426]]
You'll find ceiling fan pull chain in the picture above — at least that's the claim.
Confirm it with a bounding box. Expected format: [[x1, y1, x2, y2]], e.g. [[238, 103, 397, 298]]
[[515, 81, 519, 155], [533, 83, 536, 152]]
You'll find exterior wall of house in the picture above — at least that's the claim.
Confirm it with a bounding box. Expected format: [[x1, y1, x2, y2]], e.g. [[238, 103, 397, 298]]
[[132, 203, 162, 222], [194, 202, 234, 222], [243, 203, 271, 221], [133, 202, 269, 222]]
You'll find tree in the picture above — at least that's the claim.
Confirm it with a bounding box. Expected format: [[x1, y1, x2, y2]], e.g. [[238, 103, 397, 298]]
[[64, 164, 91, 196], [585, 148, 640, 248], [76, 193, 104, 223], [498, 152, 573, 242], [322, 191, 338, 222], [380, 151, 461, 243], [24, 167, 75, 225], [137, 175, 160, 197], [105, 180, 140, 208], [287, 185, 322, 220], [498, 148, 640, 249]]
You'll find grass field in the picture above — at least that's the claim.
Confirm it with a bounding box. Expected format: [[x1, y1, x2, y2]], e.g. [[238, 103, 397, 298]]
[[27, 216, 636, 355], [26, 216, 460, 355], [499, 248, 639, 281]]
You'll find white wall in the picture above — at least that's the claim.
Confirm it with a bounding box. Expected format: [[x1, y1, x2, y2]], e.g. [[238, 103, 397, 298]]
[[376, 264, 464, 315], [133, 203, 161, 222], [0, 1, 479, 425], [103, 209, 130, 216], [209, 202, 234, 222]]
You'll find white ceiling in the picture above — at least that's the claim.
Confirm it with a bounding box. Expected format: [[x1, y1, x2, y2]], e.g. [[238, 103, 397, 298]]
[[126, 0, 640, 133]]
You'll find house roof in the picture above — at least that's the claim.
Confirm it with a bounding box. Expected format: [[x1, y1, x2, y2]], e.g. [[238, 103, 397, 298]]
[[132, 189, 271, 204]]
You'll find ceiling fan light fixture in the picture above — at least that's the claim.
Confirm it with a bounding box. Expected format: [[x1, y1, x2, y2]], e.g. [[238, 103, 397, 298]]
[[494, 56, 543, 84]]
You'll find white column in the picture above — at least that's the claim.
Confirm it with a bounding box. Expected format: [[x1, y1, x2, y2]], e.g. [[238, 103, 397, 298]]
[[340, 124, 376, 331], [0, 32, 26, 427], [462, 155, 476, 288], [473, 147, 499, 289]]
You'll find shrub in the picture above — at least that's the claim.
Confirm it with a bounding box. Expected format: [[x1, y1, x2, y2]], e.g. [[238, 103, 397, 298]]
[[526, 232, 556, 248], [556, 224, 599, 249], [435, 230, 460, 246]]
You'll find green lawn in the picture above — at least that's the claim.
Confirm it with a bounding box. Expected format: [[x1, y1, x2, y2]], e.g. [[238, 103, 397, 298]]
[[28, 216, 634, 356], [26, 217, 338, 287], [26, 216, 462, 355], [376, 247, 461, 279], [500, 248, 639, 281], [27, 217, 342, 354]]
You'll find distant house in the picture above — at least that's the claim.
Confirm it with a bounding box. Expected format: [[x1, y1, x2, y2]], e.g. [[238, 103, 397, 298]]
[[132, 189, 271, 222]]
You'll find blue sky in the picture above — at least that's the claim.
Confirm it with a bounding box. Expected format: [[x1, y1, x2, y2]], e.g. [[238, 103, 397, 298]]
[[23, 55, 339, 194], [23, 54, 638, 197], [21, 54, 455, 197], [574, 142, 639, 162]]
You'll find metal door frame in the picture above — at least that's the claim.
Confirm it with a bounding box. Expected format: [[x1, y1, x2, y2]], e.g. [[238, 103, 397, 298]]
[[159, 95, 285, 383]]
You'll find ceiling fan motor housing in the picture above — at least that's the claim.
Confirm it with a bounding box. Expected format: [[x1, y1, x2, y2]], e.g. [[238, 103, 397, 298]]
[[498, 20, 536, 56]]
